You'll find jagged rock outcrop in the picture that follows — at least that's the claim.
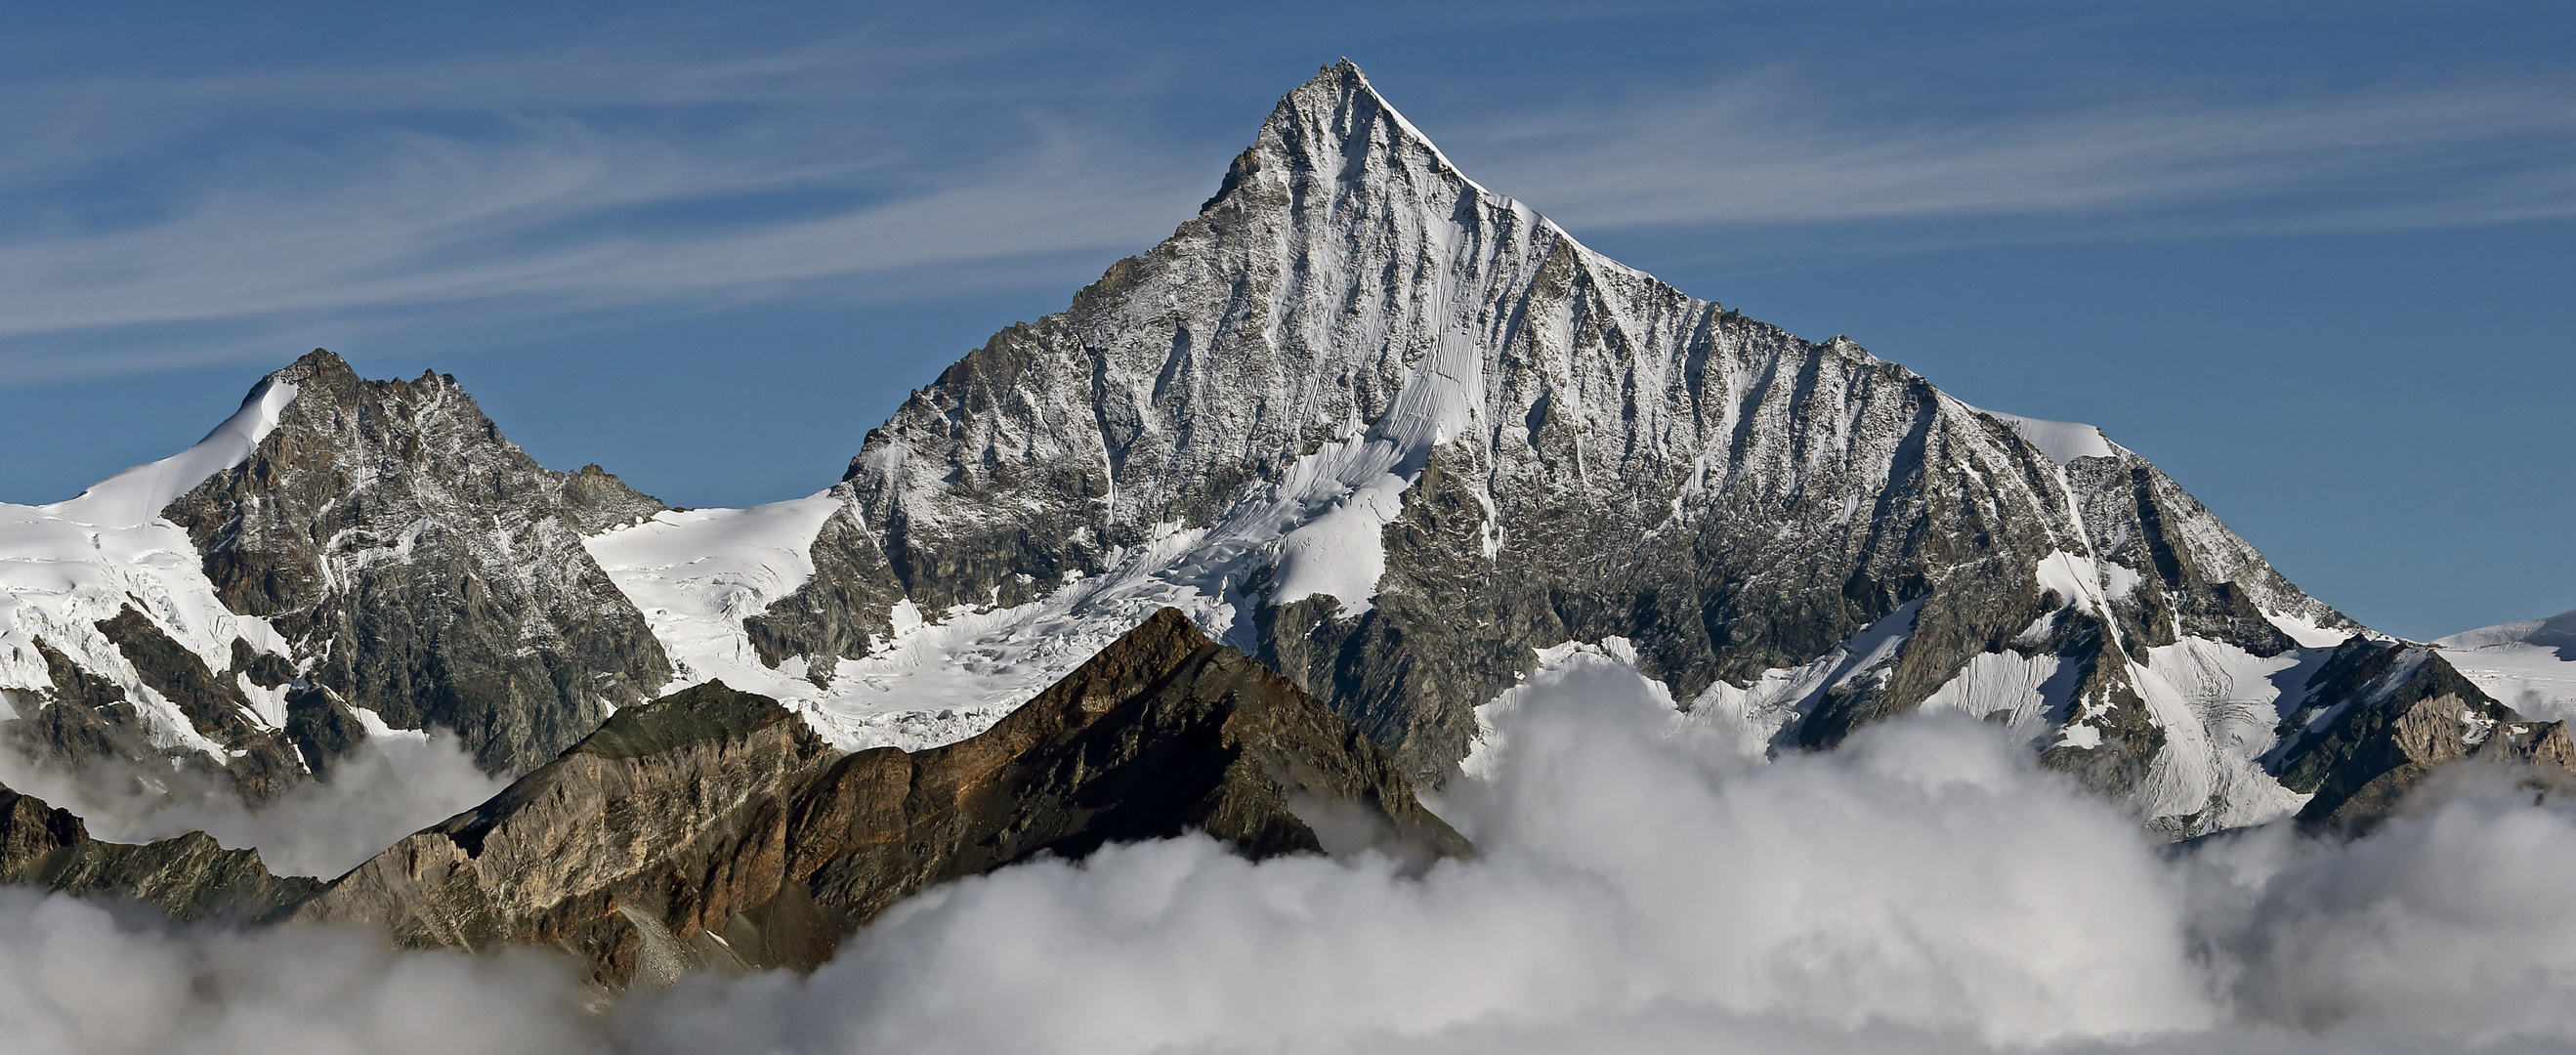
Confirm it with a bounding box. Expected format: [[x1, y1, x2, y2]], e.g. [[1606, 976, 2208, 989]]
[[2270, 638, 2576, 832], [296, 608, 1465, 989], [161, 350, 675, 777], [0, 609, 313, 806], [0, 783, 320, 922]]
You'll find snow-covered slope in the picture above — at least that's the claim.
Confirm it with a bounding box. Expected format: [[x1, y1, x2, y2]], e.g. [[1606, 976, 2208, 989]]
[[2437, 609, 2576, 722], [0, 379, 309, 797]]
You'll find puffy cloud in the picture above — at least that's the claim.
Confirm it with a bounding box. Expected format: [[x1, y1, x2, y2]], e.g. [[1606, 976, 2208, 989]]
[[2196, 764, 2576, 1044], [8, 653, 2576, 1053]]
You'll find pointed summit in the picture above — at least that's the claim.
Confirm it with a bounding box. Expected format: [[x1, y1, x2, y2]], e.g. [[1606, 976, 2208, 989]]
[[161, 353, 673, 777], [826, 57, 2390, 832], [1201, 59, 1486, 217], [275, 347, 356, 384]]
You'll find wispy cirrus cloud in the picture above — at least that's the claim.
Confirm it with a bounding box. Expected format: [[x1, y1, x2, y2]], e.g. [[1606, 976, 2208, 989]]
[[1454, 75, 2576, 237], [0, 31, 1212, 381], [0, 123, 1198, 337]]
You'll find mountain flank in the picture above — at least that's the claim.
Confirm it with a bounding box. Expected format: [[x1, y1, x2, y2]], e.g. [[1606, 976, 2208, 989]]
[[294, 608, 1464, 988], [2271, 637, 2576, 832], [0, 783, 320, 923]]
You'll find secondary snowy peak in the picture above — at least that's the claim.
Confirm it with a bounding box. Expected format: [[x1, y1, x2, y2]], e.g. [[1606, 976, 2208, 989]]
[[3, 350, 685, 823], [0, 374, 314, 807], [159, 350, 675, 777], [2439, 608, 2576, 653]]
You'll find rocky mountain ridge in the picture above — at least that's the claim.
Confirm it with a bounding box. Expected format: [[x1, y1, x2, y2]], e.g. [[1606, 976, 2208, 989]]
[[0, 783, 319, 923], [3, 609, 1464, 989], [1, 351, 676, 826]]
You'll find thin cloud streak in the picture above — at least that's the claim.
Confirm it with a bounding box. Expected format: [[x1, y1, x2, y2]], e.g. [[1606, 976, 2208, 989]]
[[0, 115, 1205, 340], [1457, 76, 2576, 235]]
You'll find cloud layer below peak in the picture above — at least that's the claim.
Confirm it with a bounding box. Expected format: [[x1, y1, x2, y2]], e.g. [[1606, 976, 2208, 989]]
[[12, 654, 2576, 1054]]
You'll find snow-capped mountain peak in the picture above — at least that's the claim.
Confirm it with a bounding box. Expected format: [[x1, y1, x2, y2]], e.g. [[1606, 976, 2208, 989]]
[[575, 61, 2395, 836]]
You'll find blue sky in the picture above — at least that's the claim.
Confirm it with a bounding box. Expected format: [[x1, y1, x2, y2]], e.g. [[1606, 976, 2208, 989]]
[[0, 1, 2568, 638]]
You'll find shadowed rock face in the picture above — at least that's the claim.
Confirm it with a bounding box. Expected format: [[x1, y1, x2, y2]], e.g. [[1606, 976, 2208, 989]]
[[0, 784, 320, 923], [296, 608, 1466, 989], [161, 350, 674, 779]]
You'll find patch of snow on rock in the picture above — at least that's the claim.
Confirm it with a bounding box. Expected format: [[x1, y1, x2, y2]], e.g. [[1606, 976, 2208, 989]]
[[2262, 611, 2355, 650], [1976, 409, 2116, 466], [1690, 601, 1923, 757], [43, 378, 299, 529], [1917, 652, 2075, 736], [581, 490, 845, 696]]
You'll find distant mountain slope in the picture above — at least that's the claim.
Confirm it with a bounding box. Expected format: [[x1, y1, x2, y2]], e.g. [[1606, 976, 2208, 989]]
[[2435, 609, 2576, 721]]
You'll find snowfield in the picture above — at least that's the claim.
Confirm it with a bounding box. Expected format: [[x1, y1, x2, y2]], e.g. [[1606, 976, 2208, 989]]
[[2437, 609, 2576, 722], [0, 380, 303, 766]]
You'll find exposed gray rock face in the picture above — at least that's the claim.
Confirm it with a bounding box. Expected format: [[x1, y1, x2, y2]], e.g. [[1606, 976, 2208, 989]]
[[297, 608, 1464, 989], [0, 782, 320, 923], [819, 61, 2374, 834], [161, 350, 675, 777]]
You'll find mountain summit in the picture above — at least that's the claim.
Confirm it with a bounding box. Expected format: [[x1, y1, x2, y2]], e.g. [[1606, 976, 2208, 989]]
[[764, 60, 2404, 835]]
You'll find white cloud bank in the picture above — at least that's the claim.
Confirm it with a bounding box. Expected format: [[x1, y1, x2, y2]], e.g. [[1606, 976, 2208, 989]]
[[9, 654, 2576, 1053]]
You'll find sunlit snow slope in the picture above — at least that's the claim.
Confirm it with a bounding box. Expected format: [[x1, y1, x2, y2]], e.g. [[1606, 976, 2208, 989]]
[[0, 381, 306, 774], [2438, 610, 2576, 722]]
